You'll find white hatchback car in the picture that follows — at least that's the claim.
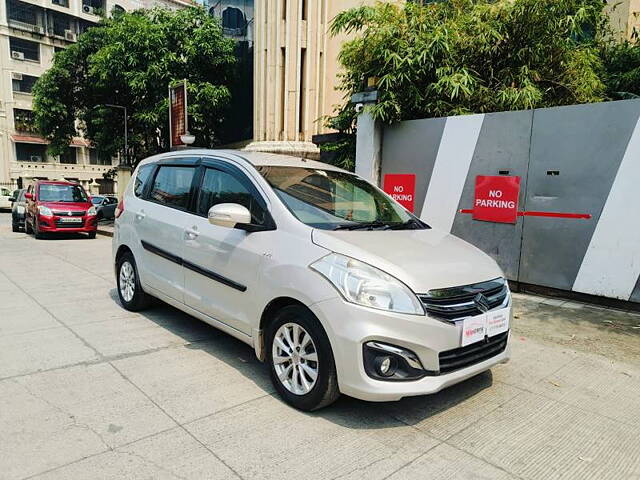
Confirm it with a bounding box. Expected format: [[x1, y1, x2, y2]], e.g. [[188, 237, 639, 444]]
[[113, 150, 511, 410]]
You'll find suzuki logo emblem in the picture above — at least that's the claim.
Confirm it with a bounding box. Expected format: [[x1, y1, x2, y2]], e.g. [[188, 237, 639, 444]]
[[67, 211, 72, 216], [474, 293, 491, 313]]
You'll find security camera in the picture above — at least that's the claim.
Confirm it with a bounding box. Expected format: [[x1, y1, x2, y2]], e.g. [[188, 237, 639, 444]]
[[354, 103, 365, 113]]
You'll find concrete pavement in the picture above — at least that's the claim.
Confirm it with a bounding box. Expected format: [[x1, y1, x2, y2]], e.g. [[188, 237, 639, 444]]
[[0, 212, 639, 480]]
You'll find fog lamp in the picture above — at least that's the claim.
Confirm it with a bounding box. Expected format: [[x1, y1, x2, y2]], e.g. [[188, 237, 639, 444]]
[[375, 356, 397, 377]]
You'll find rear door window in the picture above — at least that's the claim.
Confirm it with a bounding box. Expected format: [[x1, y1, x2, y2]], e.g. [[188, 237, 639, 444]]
[[149, 166, 195, 210]]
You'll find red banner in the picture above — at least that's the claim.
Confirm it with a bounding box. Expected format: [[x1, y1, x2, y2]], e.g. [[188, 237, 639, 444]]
[[169, 81, 187, 148]]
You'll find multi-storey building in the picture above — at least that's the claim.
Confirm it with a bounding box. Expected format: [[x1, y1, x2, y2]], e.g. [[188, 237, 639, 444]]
[[245, 0, 378, 159], [0, 0, 192, 194]]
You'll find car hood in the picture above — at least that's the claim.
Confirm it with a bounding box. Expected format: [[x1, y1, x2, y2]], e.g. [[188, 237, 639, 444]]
[[311, 228, 503, 293], [37, 202, 91, 211]]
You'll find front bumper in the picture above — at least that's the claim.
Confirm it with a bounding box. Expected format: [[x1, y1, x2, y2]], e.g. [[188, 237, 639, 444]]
[[37, 215, 98, 233], [309, 297, 511, 402]]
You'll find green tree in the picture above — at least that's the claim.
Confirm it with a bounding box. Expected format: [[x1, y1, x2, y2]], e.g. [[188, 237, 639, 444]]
[[326, 0, 616, 169], [33, 7, 236, 166]]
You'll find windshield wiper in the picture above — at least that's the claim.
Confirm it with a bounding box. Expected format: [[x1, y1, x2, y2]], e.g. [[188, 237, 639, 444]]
[[333, 221, 393, 231], [389, 218, 429, 230]]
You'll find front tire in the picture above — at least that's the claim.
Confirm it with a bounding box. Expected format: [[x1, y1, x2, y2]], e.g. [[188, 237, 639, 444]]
[[266, 305, 340, 411], [116, 252, 151, 311], [12, 221, 19, 232], [87, 231, 97, 239]]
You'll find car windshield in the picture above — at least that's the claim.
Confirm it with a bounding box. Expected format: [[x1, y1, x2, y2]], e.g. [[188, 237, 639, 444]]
[[38, 184, 88, 203], [257, 166, 428, 231], [92, 196, 104, 205]]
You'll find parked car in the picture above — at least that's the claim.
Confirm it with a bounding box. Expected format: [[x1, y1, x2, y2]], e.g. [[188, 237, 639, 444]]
[[91, 195, 119, 220], [10, 188, 27, 232], [25, 181, 98, 239], [0, 186, 13, 210], [113, 150, 511, 411]]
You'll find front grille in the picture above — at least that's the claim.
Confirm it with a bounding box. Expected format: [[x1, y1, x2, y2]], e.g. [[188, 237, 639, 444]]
[[54, 219, 85, 228], [438, 332, 508, 374], [418, 278, 508, 320], [52, 210, 85, 217]]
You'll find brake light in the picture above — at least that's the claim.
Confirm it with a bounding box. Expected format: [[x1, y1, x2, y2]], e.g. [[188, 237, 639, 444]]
[[115, 198, 125, 219]]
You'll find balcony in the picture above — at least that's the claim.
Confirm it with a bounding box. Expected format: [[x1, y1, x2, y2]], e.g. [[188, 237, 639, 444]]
[[7, 0, 45, 34]]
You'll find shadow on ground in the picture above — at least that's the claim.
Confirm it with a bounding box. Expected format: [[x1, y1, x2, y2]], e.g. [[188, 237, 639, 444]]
[[108, 288, 493, 430]]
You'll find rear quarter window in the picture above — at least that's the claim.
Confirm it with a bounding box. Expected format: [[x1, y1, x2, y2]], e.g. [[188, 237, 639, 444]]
[[134, 164, 154, 197]]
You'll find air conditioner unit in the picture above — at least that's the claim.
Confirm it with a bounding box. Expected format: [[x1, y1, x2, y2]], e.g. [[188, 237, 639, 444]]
[[32, 25, 44, 34], [82, 5, 95, 14], [30, 155, 42, 162], [64, 30, 76, 41], [11, 51, 25, 61], [11, 72, 23, 81]]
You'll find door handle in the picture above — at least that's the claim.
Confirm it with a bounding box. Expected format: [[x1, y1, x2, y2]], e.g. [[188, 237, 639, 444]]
[[136, 210, 146, 221], [185, 228, 199, 240]]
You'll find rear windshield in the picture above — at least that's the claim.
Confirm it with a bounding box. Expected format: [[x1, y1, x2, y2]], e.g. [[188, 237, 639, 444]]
[[38, 184, 88, 203]]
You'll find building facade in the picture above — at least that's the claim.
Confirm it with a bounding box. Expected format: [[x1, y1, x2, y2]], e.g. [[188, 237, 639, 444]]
[[0, 0, 192, 194], [607, 0, 640, 41], [246, 0, 380, 159]]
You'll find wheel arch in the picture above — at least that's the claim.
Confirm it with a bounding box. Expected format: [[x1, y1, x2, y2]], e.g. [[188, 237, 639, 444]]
[[255, 296, 320, 362]]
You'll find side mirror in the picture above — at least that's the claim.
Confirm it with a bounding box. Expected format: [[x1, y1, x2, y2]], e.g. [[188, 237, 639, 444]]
[[25, 193, 33, 200], [8, 198, 15, 203], [208, 203, 251, 229]]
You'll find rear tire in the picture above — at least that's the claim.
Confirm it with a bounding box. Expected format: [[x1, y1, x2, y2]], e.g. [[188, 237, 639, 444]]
[[34, 221, 44, 240], [266, 305, 340, 411], [116, 252, 151, 311]]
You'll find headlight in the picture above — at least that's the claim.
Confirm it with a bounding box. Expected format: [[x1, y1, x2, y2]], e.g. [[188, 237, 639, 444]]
[[310, 253, 425, 315], [37, 205, 53, 217], [87, 206, 97, 216]]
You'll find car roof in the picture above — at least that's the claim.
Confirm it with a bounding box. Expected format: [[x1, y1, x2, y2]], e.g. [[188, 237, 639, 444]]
[[138, 149, 352, 174]]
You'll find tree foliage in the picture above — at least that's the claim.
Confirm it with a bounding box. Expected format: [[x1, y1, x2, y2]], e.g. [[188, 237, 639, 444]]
[[331, 0, 611, 124], [33, 7, 236, 165], [326, 0, 640, 169]]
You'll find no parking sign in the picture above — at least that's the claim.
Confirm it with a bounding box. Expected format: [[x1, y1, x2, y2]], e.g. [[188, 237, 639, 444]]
[[383, 174, 416, 212], [472, 176, 521, 224]]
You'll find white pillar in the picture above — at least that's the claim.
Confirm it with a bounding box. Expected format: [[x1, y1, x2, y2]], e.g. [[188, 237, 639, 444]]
[[355, 107, 383, 185]]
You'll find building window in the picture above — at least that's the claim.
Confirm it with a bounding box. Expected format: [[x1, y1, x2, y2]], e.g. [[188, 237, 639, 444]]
[[9, 37, 40, 62], [48, 10, 75, 37], [298, 47, 306, 136], [89, 149, 112, 165], [7, 0, 44, 32], [13, 108, 37, 134], [59, 147, 77, 164], [301, 0, 307, 20], [12, 73, 38, 93], [15, 143, 47, 162]]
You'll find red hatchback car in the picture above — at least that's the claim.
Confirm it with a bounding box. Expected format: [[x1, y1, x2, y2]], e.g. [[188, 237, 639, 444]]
[[25, 180, 98, 239]]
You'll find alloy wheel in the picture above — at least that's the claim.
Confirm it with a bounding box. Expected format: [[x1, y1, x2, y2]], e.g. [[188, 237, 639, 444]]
[[119, 261, 135, 303], [272, 322, 319, 395]]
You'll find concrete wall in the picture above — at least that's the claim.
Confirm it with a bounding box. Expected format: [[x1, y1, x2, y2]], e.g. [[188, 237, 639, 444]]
[[377, 99, 640, 303]]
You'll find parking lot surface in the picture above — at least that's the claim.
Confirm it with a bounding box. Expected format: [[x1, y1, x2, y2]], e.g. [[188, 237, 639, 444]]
[[1, 212, 639, 480]]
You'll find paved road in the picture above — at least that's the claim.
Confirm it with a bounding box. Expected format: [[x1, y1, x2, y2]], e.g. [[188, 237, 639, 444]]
[[1, 212, 639, 480]]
